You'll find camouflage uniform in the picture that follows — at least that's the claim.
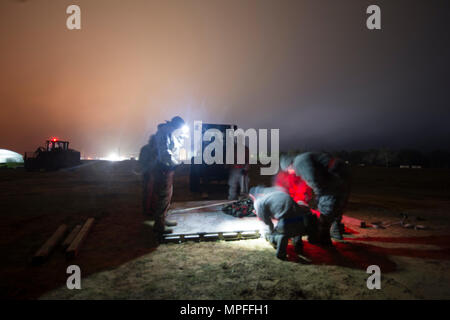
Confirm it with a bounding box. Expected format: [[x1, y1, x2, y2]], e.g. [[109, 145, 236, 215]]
[[293, 152, 351, 243], [253, 188, 317, 260], [139, 118, 185, 235]]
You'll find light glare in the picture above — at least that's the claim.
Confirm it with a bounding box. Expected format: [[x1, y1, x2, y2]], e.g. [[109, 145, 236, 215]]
[[102, 153, 125, 162]]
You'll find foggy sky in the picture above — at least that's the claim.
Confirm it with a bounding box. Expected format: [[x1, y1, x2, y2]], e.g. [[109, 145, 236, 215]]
[[1, 0, 449, 157]]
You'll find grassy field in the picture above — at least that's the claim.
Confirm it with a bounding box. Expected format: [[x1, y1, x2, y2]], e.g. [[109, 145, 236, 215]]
[[1, 161, 450, 299]]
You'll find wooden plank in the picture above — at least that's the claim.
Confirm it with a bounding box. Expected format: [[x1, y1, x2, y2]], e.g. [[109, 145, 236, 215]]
[[66, 218, 95, 259], [61, 225, 81, 250], [32, 224, 68, 264]]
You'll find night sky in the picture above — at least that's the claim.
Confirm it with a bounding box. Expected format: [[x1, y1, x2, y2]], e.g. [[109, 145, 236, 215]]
[[0, 0, 449, 157]]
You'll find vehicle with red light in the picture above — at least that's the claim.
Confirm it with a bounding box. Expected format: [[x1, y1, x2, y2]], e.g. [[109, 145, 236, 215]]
[[24, 138, 81, 171]]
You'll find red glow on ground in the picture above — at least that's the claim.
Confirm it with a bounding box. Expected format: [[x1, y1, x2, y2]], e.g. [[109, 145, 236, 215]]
[[284, 235, 450, 271], [343, 225, 359, 234]]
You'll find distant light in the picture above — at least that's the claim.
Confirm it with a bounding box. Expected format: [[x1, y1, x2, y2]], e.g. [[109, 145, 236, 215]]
[[102, 153, 125, 162], [51, 137, 58, 142]]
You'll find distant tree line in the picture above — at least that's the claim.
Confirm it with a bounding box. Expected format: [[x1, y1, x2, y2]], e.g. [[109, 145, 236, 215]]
[[330, 149, 450, 168], [283, 149, 450, 168]]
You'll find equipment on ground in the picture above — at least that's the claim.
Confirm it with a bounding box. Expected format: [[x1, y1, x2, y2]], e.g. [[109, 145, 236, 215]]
[[31, 218, 95, 264], [66, 218, 95, 259], [32, 224, 68, 265], [24, 138, 81, 171], [162, 200, 263, 243]]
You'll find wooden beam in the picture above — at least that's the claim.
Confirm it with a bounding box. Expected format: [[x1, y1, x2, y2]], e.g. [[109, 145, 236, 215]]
[[66, 218, 95, 259], [61, 225, 81, 250], [32, 224, 68, 265]]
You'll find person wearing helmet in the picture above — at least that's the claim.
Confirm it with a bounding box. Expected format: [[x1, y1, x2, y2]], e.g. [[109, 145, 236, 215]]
[[139, 116, 187, 239], [292, 152, 352, 245]]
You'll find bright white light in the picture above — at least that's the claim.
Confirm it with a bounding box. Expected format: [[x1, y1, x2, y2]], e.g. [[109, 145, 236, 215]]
[[179, 148, 188, 161], [182, 125, 189, 134], [102, 153, 125, 162], [0, 149, 23, 164], [214, 216, 266, 233]]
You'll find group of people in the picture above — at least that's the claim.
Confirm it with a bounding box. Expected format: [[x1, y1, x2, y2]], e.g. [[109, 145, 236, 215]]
[[139, 116, 352, 260], [251, 152, 351, 259]]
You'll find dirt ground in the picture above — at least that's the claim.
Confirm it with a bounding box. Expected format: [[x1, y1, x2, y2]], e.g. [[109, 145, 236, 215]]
[[1, 161, 450, 300]]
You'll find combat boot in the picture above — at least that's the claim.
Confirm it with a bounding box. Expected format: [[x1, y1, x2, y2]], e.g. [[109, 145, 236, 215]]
[[292, 235, 303, 254], [330, 220, 343, 240], [306, 214, 320, 244], [165, 220, 178, 227], [275, 234, 289, 260], [265, 232, 277, 249], [153, 216, 174, 242], [317, 216, 333, 246]]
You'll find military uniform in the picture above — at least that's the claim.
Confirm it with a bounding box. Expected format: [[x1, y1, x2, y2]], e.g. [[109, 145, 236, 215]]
[[228, 143, 250, 200], [292, 152, 351, 244], [253, 188, 317, 260], [139, 117, 185, 237]]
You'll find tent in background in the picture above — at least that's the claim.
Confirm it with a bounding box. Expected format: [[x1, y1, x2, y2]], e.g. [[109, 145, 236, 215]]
[[0, 149, 24, 167]]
